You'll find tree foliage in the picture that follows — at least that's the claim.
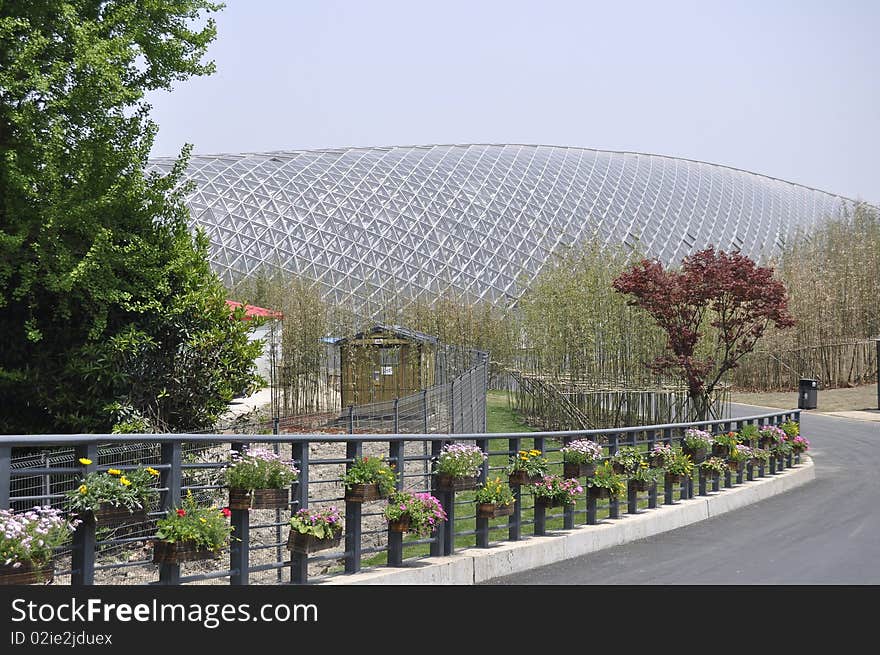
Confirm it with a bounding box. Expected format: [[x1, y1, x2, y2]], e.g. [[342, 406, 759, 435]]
[[612, 247, 795, 418], [0, 1, 263, 434]]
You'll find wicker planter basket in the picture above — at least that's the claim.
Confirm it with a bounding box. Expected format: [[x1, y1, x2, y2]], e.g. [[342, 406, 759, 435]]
[[727, 461, 744, 473], [435, 474, 479, 492], [629, 479, 650, 492], [563, 462, 597, 478], [535, 496, 569, 509], [587, 486, 609, 499], [228, 487, 289, 510], [344, 483, 388, 503], [82, 502, 148, 528], [286, 530, 343, 555], [664, 473, 685, 485], [0, 561, 54, 585], [508, 471, 543, 486], [152, 539, 220, 564], [387, 515, 412, 533], [476, 502, 514, 519], [712, 444, 730, 457], [682, 445, 708, 463]]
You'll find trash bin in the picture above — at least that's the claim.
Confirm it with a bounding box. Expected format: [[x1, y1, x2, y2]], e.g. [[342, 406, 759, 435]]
[[798, 378, 818, 410]]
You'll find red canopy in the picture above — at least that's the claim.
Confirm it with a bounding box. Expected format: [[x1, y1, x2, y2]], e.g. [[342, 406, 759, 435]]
[[225, 300, 284, 320]]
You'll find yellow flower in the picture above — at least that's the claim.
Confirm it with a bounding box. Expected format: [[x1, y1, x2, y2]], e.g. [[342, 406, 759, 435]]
[[530, 449, 541, 456], [78, 458, 92, 466], [119, 477, 132, 486], [78, 484, 88, 495], [107, 469, 122, 476], [146, 467, 160, 477], [200, 518, 207, 524]]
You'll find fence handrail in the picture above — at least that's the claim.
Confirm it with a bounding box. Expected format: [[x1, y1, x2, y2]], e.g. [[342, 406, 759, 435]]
[[0, 409, 799, 447]]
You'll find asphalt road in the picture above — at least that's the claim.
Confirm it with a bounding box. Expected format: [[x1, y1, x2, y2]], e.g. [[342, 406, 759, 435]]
[[484, 406, 880, 584]]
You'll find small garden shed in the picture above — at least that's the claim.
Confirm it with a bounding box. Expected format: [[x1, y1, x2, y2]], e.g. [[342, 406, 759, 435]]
[[337, 325, 438, 406]]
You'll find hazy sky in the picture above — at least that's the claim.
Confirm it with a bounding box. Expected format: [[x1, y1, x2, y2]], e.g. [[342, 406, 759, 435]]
[[147, 1, 880, 205]]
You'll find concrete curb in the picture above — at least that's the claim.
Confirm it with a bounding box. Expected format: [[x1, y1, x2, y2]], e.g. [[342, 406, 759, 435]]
[[320, 456, 815, 585]]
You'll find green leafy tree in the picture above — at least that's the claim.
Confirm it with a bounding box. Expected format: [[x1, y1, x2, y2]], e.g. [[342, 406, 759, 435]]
[[0, 1, 263, 433]]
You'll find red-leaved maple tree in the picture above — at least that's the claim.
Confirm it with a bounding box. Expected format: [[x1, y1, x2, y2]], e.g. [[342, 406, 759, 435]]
[[612, 247, 795, 419]]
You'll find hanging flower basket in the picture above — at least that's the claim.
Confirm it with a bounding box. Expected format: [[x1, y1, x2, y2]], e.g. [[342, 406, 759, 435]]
[[534, 496, 570, 509], [629, 479, 650, 492], [0, 561, 54, 586], [711, 444, 729, 457], [344, 483, 388, 503], [682, 445, 708, 463], [286, 530, 343, 555], [610, 461, 627, 475], [228, 487, 289, 510], [587, 486, 610, 499], [476, 502, 514, 519], [508, 471, 543, 486], [387, 515, 412, 533], [152, 539, 220, 564], [435, 473, 479, 492], [563, 462, 597, 478], [81, 502, 148, 528], [727, 461, 744, 473], [664, 472, 685, 485], [703, 470, 720, 481]]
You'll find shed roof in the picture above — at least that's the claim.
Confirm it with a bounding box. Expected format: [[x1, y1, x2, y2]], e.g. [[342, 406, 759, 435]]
[[225, 300, 284, 320], [335, 324, 438, 346]]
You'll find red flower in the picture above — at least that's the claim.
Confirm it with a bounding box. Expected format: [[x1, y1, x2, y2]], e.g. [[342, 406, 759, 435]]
[[221, 507, 231, 518], [176, 509, 186, 517]]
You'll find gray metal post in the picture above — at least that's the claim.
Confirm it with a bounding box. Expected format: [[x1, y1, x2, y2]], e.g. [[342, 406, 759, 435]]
[[230, 443, 249, 586], [392, 398, 399, 434], [647, 430, 657, 509], [71, 444, 98, 586], [347, 405, 354, 434], [608, 434, 619, 519], [562, 436, 575, 529], [586, 494, 598, 524], [158, 441, 182, 585], [508, 437, 521, 541], [476, 436, 490, 548], [626, 480, 638, 515], [344, 440, 363, 574], [290, 440, 308, 584], [0, 446, 10, 508], [429, 439, 445, 556], [387, 438, 405, 566]]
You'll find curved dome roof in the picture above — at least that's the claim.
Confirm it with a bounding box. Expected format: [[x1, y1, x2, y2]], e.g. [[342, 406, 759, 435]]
[[148, 143, 859, 310]]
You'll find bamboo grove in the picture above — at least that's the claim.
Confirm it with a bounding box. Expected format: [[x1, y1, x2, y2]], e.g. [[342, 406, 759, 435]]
[[226, 202, 879, 424]]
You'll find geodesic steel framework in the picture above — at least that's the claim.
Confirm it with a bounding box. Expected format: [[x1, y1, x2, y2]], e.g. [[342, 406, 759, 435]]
[[147, 144, 858, 312]]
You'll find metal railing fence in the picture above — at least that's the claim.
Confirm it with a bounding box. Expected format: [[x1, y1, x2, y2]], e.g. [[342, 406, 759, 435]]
[[0, 408, 800, 586]]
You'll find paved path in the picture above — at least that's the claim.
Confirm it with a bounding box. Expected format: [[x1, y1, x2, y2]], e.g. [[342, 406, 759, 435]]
[[485, 406, 879, 584]]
